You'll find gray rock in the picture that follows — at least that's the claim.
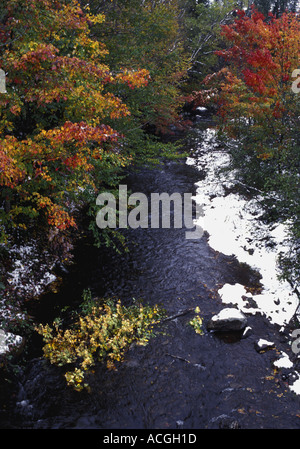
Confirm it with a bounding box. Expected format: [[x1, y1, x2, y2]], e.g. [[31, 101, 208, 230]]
[[207, 308, 247, 332], [254, 338, 275, 353]]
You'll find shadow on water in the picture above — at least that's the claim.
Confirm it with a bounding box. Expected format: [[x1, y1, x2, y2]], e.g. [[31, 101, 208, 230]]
[[1, 121, 300, 429]]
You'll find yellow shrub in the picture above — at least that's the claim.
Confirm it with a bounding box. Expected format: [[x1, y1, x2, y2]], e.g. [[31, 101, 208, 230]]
[[36, 297, 164, 391]]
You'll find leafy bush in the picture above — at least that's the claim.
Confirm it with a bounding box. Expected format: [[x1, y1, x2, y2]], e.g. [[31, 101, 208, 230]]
[[36, 295, 165, 391]]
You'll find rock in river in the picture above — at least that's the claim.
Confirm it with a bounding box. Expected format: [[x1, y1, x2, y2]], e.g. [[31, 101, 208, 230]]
[[254, 338, 275, 353], [207, 308, 247, 332]]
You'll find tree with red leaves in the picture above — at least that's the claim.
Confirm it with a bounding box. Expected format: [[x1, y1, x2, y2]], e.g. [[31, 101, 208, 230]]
[[201, 6, 300, 288]]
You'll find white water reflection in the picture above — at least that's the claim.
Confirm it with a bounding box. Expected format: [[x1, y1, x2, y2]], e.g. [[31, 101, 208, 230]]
[[187, 127, 300, 394]]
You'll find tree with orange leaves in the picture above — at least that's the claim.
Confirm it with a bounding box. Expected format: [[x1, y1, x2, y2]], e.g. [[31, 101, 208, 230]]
[[0, 0, 150, 252]]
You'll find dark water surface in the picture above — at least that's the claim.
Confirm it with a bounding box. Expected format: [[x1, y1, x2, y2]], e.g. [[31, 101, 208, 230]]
[[1, 124, 300, 429]]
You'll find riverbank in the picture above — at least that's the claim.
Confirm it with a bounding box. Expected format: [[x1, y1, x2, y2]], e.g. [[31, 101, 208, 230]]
[[187, 124, 300, 394]]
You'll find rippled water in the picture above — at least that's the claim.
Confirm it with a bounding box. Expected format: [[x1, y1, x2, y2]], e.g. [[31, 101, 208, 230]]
[[1, 122, 300, 429]]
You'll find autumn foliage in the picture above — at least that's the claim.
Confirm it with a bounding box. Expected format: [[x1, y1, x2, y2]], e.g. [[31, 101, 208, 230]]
[[198, 6, 300, 287], [202, 7, 300, 155], [91, 0, 190, 134], [37, 293, 165, 391], [0, 0, 150, 248]]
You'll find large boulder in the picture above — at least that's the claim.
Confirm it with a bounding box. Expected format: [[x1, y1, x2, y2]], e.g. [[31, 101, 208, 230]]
[[207, 308, 247, 332]]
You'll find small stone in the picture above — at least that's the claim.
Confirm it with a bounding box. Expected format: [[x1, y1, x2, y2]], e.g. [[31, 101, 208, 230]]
[[207, 308, 247, 332], [242, 326, 252, 339], [176, 420, 184, 429], [273, 352, 293, 368], [254, 338, 275, 353]]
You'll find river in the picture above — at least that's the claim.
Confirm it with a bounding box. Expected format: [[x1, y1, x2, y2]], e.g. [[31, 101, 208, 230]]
[[0, 119, 299, 429]]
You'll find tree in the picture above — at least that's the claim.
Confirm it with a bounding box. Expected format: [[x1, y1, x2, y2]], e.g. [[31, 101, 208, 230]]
[[201, 7, 300, 288], [182, 0, 238, 90], [251, 0, 299, 17], [0, 0, 150, 256], [85, 0, 190, 135]]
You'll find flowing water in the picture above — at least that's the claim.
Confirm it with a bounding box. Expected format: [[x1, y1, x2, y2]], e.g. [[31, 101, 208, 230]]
[[0, 121, 299, 429]]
